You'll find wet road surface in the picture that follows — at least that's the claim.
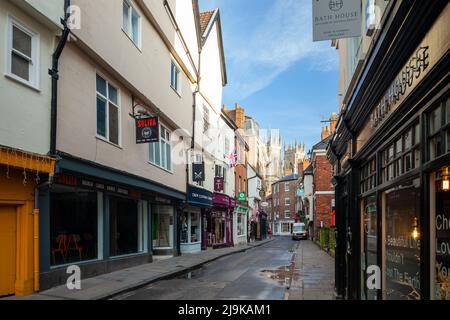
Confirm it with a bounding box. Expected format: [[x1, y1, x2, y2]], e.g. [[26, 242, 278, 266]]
[[114, 237, 298, 300]]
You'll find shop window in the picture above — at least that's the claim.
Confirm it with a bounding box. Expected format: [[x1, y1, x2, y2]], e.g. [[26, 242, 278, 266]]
[[361, 195, 378, 300], [50, 189, 99, 266], [181, 211, 200, 244], [152, 205, 174, 248], [109, 196, 141, 256], [380, 122, 420, 183], [237, 214, 246, 236], [432, 168, 450, 300], [383, 179, 421, 300], [282, 223, 290, 233]]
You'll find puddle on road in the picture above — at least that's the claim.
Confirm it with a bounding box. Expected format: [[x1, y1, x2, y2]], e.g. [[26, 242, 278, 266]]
[[260, 264, 298, 289]]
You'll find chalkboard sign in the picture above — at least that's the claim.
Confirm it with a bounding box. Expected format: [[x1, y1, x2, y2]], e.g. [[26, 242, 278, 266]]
[[435, 189, 450, 300]]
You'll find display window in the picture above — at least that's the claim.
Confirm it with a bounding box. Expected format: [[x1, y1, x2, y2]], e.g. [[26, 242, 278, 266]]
[[181, 211, 201, 244], [152, 205, 174, 248], [50, 187, 99, 266], [383, 178, 421, 300]]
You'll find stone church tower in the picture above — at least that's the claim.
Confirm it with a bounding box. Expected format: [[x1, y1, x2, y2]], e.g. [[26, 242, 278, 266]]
[[283, 141, 307, 176]]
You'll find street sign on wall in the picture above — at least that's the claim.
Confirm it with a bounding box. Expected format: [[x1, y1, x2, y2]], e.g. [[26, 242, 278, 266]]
[[135, 116, 159, 143], [312, 0, 362, 41]]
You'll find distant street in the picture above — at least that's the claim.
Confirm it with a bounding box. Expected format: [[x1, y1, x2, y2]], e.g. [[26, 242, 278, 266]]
[[113, 237, 335, 300]]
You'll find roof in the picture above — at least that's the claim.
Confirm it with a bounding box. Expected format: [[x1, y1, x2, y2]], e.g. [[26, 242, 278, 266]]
[[312, 136, 331, 151], [199, 11, 214, 35], [279, 173, 299, 182], [303, 164, 313, 175]]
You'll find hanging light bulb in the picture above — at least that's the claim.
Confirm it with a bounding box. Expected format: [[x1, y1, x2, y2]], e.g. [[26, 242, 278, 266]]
[[412, 217, 420, 240]]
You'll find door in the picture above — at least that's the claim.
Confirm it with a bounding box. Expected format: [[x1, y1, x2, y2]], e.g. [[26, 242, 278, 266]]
[[0, 206, 16, 296]]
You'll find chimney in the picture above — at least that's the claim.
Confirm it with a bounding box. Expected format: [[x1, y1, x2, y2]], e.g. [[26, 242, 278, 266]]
[[222, 104, 227, 111], [297, 161, 304, 177], [321, 126, 330, 140], [330, 113, 338, 134]]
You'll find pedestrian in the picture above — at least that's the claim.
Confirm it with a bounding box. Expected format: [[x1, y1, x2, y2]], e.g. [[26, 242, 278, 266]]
[[268, 227, 272, 239]]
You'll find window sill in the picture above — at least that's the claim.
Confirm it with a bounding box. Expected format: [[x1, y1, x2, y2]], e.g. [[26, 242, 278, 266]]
[[96, 135, 122, 149], [147, 161, 173, 174], [121, 28, 142, 52], [170, 85, 182, 98], [4, 73, 40, 92]]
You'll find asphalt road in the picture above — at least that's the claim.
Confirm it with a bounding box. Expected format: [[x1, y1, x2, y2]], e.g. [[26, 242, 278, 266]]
[[114, 237, 298, 300]]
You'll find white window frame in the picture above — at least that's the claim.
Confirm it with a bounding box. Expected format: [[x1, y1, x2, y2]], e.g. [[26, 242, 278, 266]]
[[95, 73, 122, 146], [149, 124, 173, 172], [285, 197, 290, 206], [122, 0, 142, 49], [203, 105, 210, 134], [170, 60, 181, 95], [5, 15, 40, 90], [285, 182, 290, 192], [285, 210, 291, 218]]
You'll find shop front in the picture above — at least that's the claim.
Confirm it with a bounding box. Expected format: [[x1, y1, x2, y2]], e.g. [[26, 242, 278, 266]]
[[330, 3, 450, 300], [0, 147, 56, 297], [208, 193, 234, 248], [183, 185, 213, 253], [38, 153, 184, 290], [234, 205, 249, 246]]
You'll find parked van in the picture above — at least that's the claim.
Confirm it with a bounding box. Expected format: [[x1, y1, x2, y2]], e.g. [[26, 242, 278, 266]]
[[292, 222, 307, 240]]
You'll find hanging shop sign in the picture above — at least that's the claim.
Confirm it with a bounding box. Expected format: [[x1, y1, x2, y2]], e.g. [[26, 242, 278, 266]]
[[135, 116, 159, 144], [312, 0, 362, 41], [214, 177, 224, 192], [237, 192, 246, 201], [192, 162, 205, 182]]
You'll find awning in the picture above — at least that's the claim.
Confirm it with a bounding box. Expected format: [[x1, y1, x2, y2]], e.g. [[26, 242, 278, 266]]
[[234, 206, 249, 214], [0, 145, 56, 176]]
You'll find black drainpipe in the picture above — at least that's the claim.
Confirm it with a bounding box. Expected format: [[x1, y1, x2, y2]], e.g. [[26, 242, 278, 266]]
[[49, 0, 71, 155]]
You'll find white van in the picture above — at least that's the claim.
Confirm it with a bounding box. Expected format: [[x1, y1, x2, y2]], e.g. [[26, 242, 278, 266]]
[[292, 222, 307, 240]]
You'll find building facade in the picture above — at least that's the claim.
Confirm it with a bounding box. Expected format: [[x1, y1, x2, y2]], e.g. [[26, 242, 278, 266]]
[[0, 0, 64, 297], [271, 174, 299, 236], [329, 0, 450, 300]]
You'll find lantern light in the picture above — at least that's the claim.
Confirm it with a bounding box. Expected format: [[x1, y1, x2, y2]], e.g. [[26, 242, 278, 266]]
[[412, 217, 420, 241]]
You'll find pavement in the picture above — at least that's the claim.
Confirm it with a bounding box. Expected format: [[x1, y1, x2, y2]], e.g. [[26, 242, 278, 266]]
[[287, 240, 335, 300], [4, 238, 274, 300]]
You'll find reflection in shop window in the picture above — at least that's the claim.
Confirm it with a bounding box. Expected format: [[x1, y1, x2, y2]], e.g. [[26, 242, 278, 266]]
[[152, 205, 174, 248], [361, 195, 378, 300], [384, 179, 421, 300], [50, 188, 98, 266]]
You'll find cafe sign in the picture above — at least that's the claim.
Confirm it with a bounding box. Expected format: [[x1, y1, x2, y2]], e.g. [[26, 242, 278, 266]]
[[135, 116, 159, 144]]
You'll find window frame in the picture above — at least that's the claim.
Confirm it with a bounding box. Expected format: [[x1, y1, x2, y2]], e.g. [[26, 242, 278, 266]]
[[170, 60, 181, 95], [285, 197, 290, 206], [122, 0, 142, 49], [95, 73, 122, 147], [149, 123, 173, 172], [427, 98, 450, 161], [285, 182, 290, 192], [5, 15, 40, 90]]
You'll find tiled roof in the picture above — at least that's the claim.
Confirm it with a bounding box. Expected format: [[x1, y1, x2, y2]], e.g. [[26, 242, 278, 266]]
[[200, 10, 215, 35], [312, 136, 331, 151], [280, 173, 299, 182], [304, 164, 313, 175]]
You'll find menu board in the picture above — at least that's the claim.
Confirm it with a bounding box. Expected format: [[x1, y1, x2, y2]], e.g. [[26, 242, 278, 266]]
[[435, 190, 450, 300], [385, 187, 421, 300]]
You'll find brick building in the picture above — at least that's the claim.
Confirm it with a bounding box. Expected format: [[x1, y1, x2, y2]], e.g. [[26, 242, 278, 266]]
[[271, 173, 299, 236]]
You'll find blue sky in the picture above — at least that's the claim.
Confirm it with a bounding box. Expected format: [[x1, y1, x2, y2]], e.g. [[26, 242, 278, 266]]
[[199, 0, 339, 151]]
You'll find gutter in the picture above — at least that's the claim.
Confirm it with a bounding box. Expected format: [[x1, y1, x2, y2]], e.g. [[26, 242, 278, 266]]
[[49, 0, 71, 155]]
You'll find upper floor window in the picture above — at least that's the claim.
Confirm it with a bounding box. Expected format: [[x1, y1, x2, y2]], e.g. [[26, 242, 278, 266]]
[[122, 0, 141, 47], [203, 105, 210, 133], [285, 198, 290, 206], [360, 158, 376, 194], [284, 210, 291, 218], [96, 74, 120, 145], [381, 122, 420, 183], [6, 16, 39, 89], [285, 182, 290, 192], [170, 61, 180, 93], [149, 124, 172, 171], [428, 97, 450, 161], [215, 164, 227, 183]]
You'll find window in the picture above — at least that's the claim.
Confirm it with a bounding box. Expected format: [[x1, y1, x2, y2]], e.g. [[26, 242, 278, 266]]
[[224, 137, 230, 156], [96, 74, 120, 145], [237, 214, 245, 236], [285, 198, 290, 206], [122, 0, 141, 47], [428, 97, 450, 160], [284, 210, 291, 218], [180, 212, 200, 244], [149, 125, 172, 171], [170, 61, 180, 93], [360, 158, 376, 194], [6, 16, 39, 88], [285, 182, 290, 192], [380, 122, 420, 183], [152, 205, 174, 248], [203, 105, 210, 133]]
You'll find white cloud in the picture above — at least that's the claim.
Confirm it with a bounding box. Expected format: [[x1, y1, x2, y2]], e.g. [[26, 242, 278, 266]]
[[222, 0, 338, 100]]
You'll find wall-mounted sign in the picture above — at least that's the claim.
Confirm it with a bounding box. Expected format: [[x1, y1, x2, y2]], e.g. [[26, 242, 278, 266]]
[[238, 192, 246, 201], [313, 0, 362, 41], [188, 185, 213, 207], [136, 116, 159, 143], [192, 162, 205, 182], [214, 177, 224, 192]]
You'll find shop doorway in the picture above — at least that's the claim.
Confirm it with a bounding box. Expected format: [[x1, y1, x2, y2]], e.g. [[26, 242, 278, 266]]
[[0, 206, 16, 297]]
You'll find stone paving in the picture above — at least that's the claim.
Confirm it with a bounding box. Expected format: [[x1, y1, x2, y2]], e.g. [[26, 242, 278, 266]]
[[4, 238, 274, 300], [287, 240, 335, 300]]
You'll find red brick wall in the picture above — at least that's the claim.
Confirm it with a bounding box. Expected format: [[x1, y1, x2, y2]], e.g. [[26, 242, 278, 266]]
[[315, 194, 334, 227], [235, 163, 247, 198], [313, 153, 334, 228], [271, 179, 298, 220]]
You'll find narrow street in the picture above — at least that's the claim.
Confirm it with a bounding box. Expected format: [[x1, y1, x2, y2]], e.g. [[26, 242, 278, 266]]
[[113, 237, 334, 300]]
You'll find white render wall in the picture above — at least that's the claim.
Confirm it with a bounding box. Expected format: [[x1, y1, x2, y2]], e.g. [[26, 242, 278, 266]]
[[0, 0, 63, 155]]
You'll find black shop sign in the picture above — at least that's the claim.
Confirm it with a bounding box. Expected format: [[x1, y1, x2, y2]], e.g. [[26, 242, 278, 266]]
[[136, 116, 159, 143]]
